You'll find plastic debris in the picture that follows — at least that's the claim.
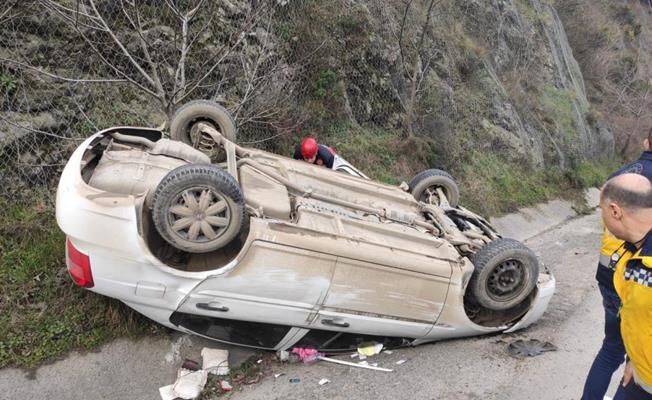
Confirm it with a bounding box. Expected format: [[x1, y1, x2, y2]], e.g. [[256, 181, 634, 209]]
[[274, 373, 285, 379], [172, 369, 208, 399], [291, 347, 322, 363], [383, 350, 393, 355], [358, 361, 368, 366], [220, 380, 233, 392], [289, 377, 301, 384], [507, 339, 557, 358], [350, 353, 359, 359], [318, 378, 330, 386], [201, 348, 230, 375], [257, 359, 263, 364], [357, 342, 383, 357], [277, 350, 289, 362], [396, 359, 407, 365], [358, 354, 367, 360], [317, 356, 393, 372]]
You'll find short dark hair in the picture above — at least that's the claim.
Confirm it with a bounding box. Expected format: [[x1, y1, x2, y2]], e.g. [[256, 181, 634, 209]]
[[602, 177, 652, 209]]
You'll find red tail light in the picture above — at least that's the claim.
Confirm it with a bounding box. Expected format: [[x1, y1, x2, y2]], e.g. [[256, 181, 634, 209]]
[[66, 238, 94, 288]]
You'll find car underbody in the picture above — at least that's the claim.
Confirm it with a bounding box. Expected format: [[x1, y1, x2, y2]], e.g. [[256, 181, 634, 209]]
[[56, 103, 555, 351]]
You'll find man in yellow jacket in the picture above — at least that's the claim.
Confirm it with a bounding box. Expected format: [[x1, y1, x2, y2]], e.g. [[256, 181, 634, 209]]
[[600, 173, 652, 399]]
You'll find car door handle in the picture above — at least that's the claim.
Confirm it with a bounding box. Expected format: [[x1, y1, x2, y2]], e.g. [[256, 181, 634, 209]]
[[196, 302, 229, 312], [321, 318, 349, 328]]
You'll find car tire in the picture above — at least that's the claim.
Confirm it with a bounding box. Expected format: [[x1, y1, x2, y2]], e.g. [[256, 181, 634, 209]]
[[152, 164, 244, 253], [468, 238, 539, 311], [409, 169, 460, 208], [169, 100, 236, 161]]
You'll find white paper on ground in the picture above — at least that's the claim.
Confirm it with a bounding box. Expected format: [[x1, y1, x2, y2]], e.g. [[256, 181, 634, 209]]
[[318, 378, 330, 385], [201, 348, 230, 375], [158, 384, 176, 400], [173, 369, 208, 399]]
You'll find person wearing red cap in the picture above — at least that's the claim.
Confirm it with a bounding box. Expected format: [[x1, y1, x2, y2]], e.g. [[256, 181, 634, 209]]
[[293, 137, 336, 168]]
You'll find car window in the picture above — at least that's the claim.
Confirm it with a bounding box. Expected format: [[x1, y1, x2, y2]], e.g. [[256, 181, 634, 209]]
[[170, 312, 291, 349], [295, 329, 409, 352]]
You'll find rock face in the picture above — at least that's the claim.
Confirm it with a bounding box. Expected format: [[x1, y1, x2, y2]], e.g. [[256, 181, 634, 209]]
[[2, 0, 641, 199]]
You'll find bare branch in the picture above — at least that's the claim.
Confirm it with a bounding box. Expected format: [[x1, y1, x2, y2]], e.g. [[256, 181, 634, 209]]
[[88, 0, 158, 90], [0, 57, 128, 83]]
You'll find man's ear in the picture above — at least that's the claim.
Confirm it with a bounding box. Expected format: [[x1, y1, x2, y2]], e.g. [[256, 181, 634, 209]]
[[645, 138, 651, 151], [609, 202, 624, 220]]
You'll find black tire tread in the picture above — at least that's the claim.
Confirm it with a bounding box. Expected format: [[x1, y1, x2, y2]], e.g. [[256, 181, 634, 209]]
[[468, 238, 539, 311], [408, 168, 455, 191], [170, 100, 236, 143]]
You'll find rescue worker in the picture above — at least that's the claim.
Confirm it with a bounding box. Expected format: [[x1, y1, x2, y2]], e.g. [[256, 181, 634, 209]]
[[583, 128, 652, 400], [599, 174, 652, 399], [293, 137, 335, 169]]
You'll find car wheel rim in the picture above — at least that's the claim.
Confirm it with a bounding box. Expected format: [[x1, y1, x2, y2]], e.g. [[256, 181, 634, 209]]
[[168, 186, 231, 243], [486, 259, 525, 302]]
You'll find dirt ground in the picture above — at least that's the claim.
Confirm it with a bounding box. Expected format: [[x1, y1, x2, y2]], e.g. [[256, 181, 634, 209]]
[[0, 210, 623, 400]]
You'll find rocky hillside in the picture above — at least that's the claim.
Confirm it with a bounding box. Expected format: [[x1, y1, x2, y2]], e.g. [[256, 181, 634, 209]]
[[1, 0, 650, 214]]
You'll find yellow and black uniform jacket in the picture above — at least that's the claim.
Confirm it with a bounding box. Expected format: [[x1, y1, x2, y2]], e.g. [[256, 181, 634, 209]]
[[613, 230, 652, 386], [597, 150, 652, 290]]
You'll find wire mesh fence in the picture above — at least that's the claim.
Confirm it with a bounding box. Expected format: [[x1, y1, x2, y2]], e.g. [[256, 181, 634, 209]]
[[1, 0, 310, 200]]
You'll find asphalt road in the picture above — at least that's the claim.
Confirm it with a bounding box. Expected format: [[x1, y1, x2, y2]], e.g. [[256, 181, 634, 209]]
[[0, 210, 622, 400]]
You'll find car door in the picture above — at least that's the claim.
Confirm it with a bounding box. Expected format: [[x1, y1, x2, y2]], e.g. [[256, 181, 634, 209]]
[[314, 256, 451, 338], [172, 240, 336, 349]]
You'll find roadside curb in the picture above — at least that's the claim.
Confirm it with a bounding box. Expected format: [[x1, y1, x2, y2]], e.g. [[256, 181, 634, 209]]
[[489, 188, 600, 242]]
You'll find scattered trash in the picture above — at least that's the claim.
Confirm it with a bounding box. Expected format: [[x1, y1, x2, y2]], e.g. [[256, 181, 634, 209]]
[[220, 380, 233, 392], [357, 342, 383, 356], [317, 356, 393, 372], [383, 350, 393, 355], [277, 350, 290, 362], [291, 347, 322, 363], [158, 384, 176, 400], [274, 373, 285, 379], [358, 361, 368, 366], [289, 377, 301, 384], [172, 369, 208, 399], [358, 354, 367, 360], [507, 339, 557, 358], [369, 362, 378, 367], [396, 359, 407, 365], [288, 352, 301, 364], [257, 359, 263, 364], [318, 378, 330, 386], [201, 348, 230, 375], [350, 353, 359, 359], [181, 359, 200, 371]]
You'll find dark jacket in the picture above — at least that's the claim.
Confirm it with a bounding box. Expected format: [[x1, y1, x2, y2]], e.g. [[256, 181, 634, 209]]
[[293, 144, 335, 169]]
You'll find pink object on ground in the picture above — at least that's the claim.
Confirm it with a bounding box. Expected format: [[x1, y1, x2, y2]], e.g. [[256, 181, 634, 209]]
[[291, 347, 322, 363]]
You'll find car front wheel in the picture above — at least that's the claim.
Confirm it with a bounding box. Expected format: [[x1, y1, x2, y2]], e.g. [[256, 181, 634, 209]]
[[468, 238, 539, 311]]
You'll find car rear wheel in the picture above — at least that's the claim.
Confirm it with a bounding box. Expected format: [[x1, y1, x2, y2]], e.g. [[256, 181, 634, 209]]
[[169, 100, 237, 161], [409, 169, 460, 208], [152, 164, 244, 253], [468, 238, 539, 311]]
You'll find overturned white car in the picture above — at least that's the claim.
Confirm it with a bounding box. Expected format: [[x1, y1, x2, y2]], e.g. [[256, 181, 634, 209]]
[[56, 101, 555, 351]]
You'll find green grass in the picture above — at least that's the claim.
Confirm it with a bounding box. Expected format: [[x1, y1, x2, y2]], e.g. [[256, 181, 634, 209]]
[[458, 153, 621, 215], [0, 195, 163, 369]]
